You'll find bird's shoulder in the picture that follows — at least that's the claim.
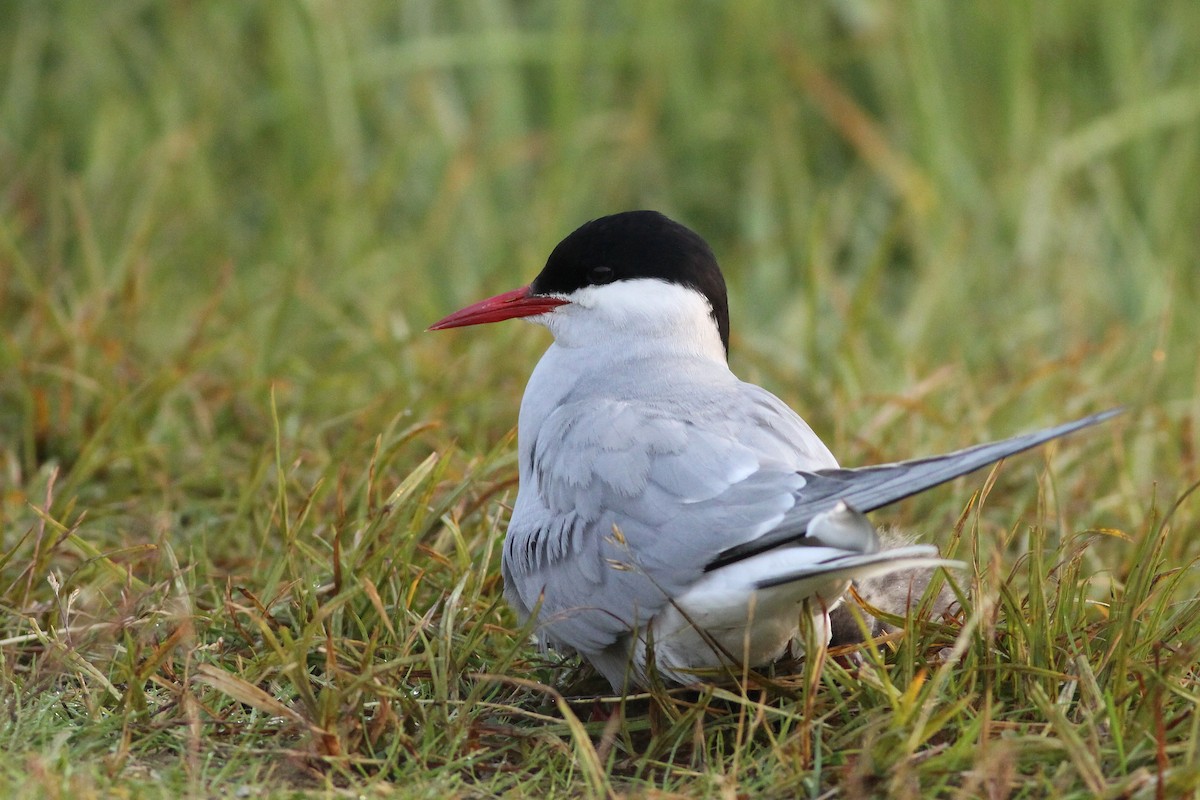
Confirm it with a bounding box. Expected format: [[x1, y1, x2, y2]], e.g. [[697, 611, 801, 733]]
[[516, 376, 831, 552], [527, 373, 836, 499]]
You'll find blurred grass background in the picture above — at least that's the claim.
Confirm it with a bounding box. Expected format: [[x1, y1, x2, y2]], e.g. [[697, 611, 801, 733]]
[[1, 1, 1199, 796]]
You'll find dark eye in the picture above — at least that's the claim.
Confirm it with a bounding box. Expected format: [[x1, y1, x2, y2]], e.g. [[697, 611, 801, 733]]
[[588, 265, 615, 285]]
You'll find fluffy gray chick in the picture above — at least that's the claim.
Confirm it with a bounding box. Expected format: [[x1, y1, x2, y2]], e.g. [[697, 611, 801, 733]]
[[828, 528, 958, 646]]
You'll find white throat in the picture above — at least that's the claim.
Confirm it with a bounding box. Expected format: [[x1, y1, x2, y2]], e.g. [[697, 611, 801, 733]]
[[536, 278, 726, 364]]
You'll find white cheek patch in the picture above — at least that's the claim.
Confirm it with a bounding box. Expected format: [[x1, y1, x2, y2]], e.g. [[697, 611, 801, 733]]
[[572, 278, 708, 317], [545, 278, 724, 359]]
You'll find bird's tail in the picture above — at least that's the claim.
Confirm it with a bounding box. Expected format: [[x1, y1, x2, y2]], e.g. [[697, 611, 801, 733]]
[[754, 544, 963, 590]]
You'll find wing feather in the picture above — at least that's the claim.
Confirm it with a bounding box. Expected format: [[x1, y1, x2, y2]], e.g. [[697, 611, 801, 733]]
[[507, 392, 820, 653], [706, 408, 1122, 570]]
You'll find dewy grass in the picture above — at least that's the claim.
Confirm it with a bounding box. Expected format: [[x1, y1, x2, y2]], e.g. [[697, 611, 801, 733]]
[[1, 0, 1199, 796]]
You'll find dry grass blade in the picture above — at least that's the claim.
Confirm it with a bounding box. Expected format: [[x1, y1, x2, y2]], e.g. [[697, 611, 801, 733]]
[[193, 664, 306, 726]]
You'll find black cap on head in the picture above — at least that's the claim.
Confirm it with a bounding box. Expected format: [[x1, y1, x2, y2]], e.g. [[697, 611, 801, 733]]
[[530, 211, 730, 354]]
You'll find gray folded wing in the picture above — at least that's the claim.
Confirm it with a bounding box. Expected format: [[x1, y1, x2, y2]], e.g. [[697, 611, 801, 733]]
[[505, 387, 837, 654]]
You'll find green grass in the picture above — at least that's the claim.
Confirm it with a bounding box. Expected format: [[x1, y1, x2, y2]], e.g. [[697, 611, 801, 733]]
[[1, 0, 1199, 796]]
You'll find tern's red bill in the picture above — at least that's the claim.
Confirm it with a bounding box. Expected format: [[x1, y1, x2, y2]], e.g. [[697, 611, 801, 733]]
[[428, 286, 569, 330]]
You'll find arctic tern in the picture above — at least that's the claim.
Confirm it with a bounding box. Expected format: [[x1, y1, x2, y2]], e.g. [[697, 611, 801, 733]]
[[430, 210, 1118, 690]]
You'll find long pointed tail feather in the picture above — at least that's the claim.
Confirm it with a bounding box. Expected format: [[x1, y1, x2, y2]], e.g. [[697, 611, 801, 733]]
[[754, 544, 964, 590]]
